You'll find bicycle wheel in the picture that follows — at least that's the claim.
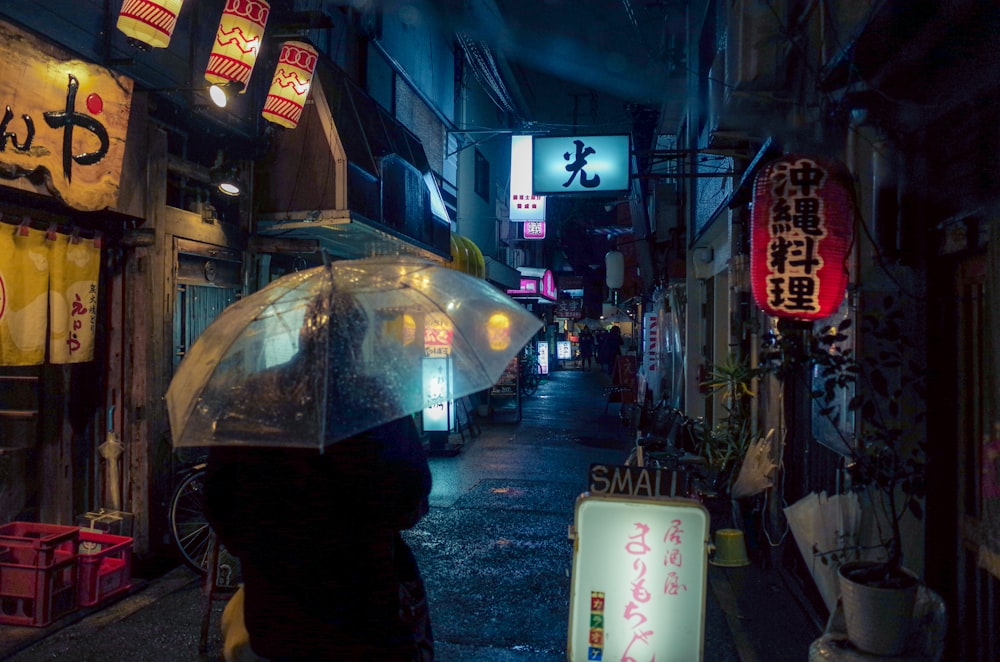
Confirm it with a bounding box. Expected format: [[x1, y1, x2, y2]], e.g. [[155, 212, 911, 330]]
[[169, 467, 216, 574], [521, 363, 540, 396]]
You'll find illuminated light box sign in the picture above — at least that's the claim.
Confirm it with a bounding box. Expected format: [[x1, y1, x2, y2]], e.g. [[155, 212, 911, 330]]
[[422, 357, 453, 432], [532, 134, 631, 195], [510, 134, 546, 221], [506, 268, 557, 301], [556, 340, 572, 360], [567, 493, 709, 662], [523, 220, 545, 239], [536, 341, 549, 375]]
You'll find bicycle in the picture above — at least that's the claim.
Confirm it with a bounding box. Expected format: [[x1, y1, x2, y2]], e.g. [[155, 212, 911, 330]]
[[169, 462, 240, 585], [622, 400, 711, 500], [518, 347, 542, 396]]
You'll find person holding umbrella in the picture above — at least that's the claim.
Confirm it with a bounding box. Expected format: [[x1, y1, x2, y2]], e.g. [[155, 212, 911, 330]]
[[204, 293, 434, 661], [167, 256, 542, 662]]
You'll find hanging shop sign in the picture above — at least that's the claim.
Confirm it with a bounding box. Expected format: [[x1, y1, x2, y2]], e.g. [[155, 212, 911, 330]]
[[523, 220, 545, 239], [0, 21, 133, 212], [510, 134, 545, 221], [567, 493, 709, 661], [750, 155, 854, 321], [532, 134, 630, 195]]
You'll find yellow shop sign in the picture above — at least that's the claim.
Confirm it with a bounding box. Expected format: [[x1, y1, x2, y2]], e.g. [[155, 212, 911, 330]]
[[0, 21, 133, 212]]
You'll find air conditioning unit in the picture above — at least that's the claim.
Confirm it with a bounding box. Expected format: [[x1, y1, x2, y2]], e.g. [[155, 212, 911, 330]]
[[498, 246, 526, 269], [726, 0, 787, 95]]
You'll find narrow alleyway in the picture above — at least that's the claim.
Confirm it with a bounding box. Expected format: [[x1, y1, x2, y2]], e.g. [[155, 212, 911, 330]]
[[2, 366, 821, 661]]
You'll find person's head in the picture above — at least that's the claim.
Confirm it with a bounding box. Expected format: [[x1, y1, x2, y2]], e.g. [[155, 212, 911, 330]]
[[611, 325, 621, 336]]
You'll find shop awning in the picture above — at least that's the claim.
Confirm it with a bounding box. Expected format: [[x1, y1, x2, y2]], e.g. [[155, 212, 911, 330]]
[[255, 209, 448, 262], [254, 55, 450, 262], [449, 234, 485, 278]]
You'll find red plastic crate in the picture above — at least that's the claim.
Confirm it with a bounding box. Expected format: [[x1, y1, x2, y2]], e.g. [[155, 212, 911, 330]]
[[76, 530, 133, 608], [0, 522, 78, 568], [0, 543, 77, 627]]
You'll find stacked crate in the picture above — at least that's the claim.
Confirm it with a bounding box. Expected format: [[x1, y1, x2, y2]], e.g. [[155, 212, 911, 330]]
[[0, 522, 134, 627], [0, 523, 79, 627], [76, 530, 133, 608]]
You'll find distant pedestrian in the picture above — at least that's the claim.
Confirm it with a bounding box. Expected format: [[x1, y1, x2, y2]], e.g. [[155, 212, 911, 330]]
[[604, 325, 624, 376], [595, 328, 609, 372], [578, 326, 595, 370]]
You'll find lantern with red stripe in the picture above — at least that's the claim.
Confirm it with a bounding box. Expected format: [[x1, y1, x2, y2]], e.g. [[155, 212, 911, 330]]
[[205, 0, 270, 91], [749, 155, 854, 321], [116, 0, 185, 49], [262, 41, 319, 129]]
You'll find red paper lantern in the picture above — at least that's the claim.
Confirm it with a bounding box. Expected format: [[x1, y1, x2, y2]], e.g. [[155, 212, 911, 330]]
[[205, 0, 270, 90], [116, 0, 185, 49], [262, 41, 319, 129], [750, 155, 854, 321]]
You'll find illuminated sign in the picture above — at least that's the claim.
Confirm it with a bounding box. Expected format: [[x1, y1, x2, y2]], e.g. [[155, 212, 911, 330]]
[[422, 357, 453, 431], [523, 220, 546, 239], [750, 155, 854, 321], [532, 134, 631, 195], [510, 134, 546, 221], [506, 269, 557, 301], [567, 494, 709, 662], [556, 340, 572, 360], [0, 21, 133, 212], [536, 341, 549, 375]]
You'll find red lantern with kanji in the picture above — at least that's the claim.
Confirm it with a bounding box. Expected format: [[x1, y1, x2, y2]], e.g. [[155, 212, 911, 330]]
[[205, 0, 270, 90], [750, 155, 854, 321]]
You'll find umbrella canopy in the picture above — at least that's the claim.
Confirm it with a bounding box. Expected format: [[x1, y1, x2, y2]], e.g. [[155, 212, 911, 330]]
[[166, 256, 542, 449]]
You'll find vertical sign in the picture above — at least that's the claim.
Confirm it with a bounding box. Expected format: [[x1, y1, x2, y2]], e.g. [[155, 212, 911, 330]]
[[423, 313, 454, 430], [568, 494, 709, 661], [557, 340, 572, 360], [536, 341, 549, 376], [510, 134, 546, 221], [642, 312, 660, 403]]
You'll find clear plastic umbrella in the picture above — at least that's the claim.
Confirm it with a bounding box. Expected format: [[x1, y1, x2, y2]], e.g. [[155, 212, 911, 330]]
[[166, 256, 542, 449]]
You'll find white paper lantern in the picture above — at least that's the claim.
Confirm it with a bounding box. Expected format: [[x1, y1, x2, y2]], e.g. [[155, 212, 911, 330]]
[[205, 0, 270, 90], [116, 0, 185, 49], [262, 41, 319, 129], [605, 250, 624, 289]]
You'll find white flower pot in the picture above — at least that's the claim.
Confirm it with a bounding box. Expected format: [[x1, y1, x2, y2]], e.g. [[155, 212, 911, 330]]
[[838, 560, 919, 656]]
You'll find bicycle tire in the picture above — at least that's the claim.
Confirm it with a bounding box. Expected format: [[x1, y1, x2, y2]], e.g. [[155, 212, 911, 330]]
[[169, 467, 218, 574], [520, 359, 540, 396]]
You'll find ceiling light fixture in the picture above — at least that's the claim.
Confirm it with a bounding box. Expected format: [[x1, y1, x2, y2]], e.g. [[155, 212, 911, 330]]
[[208, 81, 245, 108]]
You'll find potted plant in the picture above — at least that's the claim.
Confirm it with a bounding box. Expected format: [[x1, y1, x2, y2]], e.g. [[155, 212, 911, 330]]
[[698, 353, 761, 498], [763, 296, 927, 655]]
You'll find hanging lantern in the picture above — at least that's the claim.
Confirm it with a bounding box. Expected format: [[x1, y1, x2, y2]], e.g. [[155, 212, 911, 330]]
[[750, 155, 855, 321], [487, 313, 512, 351], [205, 0, 270, 91], [605, 250, 624, 289], [116, 0, 185, 49], [262, 40, 319, 129]]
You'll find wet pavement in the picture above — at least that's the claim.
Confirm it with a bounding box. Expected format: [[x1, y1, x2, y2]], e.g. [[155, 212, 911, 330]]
[[1, 365, 823, 660]]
